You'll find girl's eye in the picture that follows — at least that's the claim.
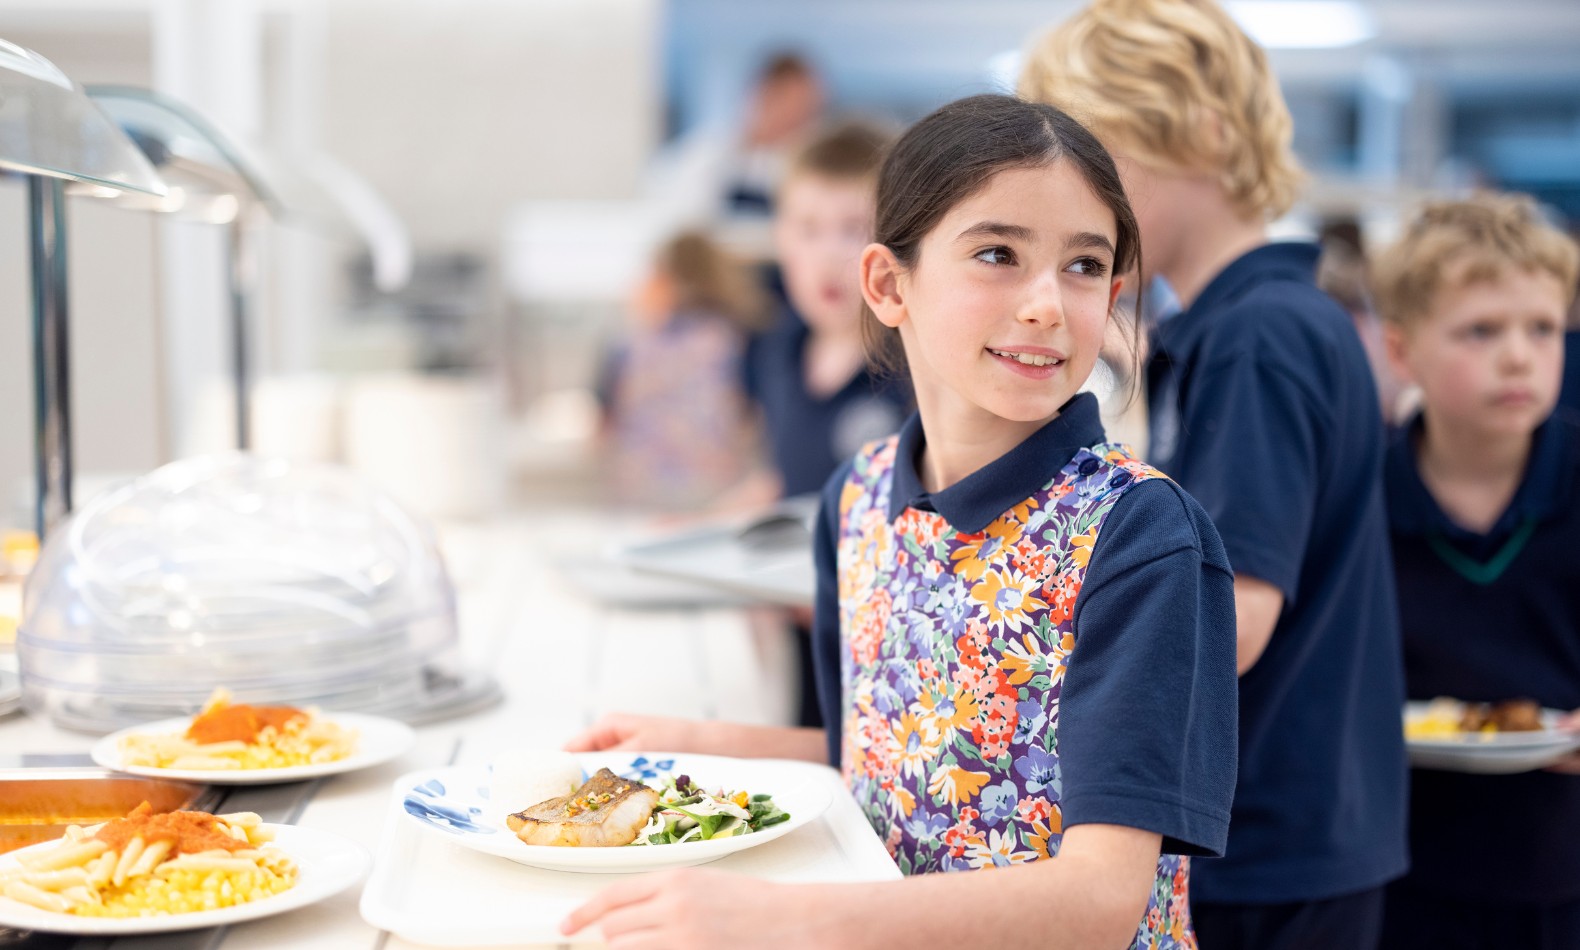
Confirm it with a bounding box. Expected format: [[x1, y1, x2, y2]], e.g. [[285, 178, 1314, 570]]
[[974, 246, 1016, 266], [1465, 323, 1498, 341], [1067, 257, 1110, 278], [1531, 320, 1559, 338]]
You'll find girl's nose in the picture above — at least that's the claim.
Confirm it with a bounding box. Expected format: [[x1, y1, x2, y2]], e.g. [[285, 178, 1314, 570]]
[[1018, 271, 1064, 327]]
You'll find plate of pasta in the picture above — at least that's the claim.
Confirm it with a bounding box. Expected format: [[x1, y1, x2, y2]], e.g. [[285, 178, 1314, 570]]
[[0, 804, 369, 935], [90, 690, 415, 784]]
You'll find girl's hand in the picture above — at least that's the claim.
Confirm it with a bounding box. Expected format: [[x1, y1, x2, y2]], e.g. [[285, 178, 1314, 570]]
[[1546, 709, 1580, 775], [561, 869, 837, 950], [563, 713, 725, 755]]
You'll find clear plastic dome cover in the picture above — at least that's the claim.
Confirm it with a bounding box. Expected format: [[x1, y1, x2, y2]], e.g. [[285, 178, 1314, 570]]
[[18, 454, 470, 733]]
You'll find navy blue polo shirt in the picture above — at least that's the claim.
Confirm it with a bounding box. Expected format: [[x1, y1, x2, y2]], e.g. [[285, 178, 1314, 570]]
[[1388, 410, 1580, 903], [743, 312, 912, 497], [1561, 330, 1580, 413], [1148, 242, 1409, 904], [810, 393, 1240, 858]]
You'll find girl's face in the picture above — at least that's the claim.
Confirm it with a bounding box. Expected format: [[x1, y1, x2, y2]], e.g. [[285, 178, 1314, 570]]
[[864, 161, 1122, 433]]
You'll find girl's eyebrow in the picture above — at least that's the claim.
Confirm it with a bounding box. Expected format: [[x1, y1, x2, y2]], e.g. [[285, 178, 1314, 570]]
[[1067, 231, 1116, 256], [955, 221, 1116, 258], [955, 221, 1035, 243]]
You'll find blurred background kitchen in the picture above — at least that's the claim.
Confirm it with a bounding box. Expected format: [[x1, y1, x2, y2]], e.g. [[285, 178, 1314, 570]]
[[0, 0, 1577, 557]]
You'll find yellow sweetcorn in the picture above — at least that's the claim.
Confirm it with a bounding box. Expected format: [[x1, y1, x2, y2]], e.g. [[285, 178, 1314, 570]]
[[70, 864, 296, 918]]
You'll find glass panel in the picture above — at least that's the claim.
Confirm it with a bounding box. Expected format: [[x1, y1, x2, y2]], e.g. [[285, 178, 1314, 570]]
[[0, 40, 165, 196]]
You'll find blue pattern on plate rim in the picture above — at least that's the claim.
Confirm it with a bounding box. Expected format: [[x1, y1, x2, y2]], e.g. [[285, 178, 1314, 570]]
[[403, 757, 679, 837], [403, 777, 496, 835]]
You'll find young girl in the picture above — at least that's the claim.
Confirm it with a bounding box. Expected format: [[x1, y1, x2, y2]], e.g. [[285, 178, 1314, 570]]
[[565, 94, 1237, 950], [597, 230, 765, 511]]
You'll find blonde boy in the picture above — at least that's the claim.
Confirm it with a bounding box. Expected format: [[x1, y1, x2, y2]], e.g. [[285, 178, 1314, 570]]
[[1021, 1, 1409, 947], [1373, 193, 1580, 949]]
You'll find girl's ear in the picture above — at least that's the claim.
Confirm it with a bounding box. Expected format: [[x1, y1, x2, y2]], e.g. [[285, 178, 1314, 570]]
[[1108, 275, 1125, 314], [1381, 321, 1416, 386], [860, 243, 907, 329]]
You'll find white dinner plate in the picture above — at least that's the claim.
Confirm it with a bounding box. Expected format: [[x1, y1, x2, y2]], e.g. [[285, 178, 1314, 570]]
[[399, 752, 832, 873], [90, 712, 416, 784], [0, 824, 369, 935], [1404, 701, 1580, 774]]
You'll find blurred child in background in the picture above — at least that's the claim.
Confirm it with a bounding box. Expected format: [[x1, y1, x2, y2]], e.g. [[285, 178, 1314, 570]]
[[597, 231, 766, 511], [1374, 193, 1580, 950], [1022, 1, 1409, 946], [738, 119, 912, 505], [733, 120, 912, 730]]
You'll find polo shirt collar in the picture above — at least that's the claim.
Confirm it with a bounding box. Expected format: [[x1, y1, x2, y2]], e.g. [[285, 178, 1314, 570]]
[[1180, 242, 1321, 327], [1387, 411, 1573, 540], [887, 392, 1106, 533]]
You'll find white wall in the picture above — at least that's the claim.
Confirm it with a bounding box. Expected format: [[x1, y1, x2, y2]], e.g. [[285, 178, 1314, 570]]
[[0, 0, 661, 527]]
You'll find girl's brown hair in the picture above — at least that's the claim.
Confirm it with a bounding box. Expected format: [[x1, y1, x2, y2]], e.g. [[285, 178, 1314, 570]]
[[861, 94, 1142, 382]]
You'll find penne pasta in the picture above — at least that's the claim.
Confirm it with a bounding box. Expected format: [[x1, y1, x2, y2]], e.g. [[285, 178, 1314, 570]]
[[4, 880, 72, 913], [0, 805, 297, 919], [16, 839, 108, 872]]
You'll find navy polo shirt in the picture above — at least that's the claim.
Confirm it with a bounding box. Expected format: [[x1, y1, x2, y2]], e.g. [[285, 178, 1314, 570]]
[[1148, 243, 1409, 903], [810, 393, 1240, 858], [1561, 330, 1580, 413], [743, 312, 912, 497], [1388, 410, 1580, 903]]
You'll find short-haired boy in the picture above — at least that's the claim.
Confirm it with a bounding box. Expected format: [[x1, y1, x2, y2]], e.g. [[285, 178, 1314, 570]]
[[1021, 1, 1408, 946], [744, 119, 910, 502], [1374, 192, 1580, 950]]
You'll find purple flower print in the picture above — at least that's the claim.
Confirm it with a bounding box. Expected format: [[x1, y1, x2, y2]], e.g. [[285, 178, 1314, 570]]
[[903, 811, 952, 841], [1014, 747, 1061, 795], [980, 780, 1020, 826], [1011, 700, 1048, 745]]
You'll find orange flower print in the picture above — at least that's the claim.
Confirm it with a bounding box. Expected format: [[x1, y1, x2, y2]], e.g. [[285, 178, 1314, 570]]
[[1000, 632, 1048, 686], [949, 531, 1011, 581], [849, 589, 892, 666], [926, 767, 990, 807], [1069, 528, 1099, 569], [970, 568, 1049, 632], [1016, 796, 1053, 827], [897, 508, 945, 548], [965, 828, 1037, 869], [893, 710, 943, 777], [1041, 571, 1082, 626]]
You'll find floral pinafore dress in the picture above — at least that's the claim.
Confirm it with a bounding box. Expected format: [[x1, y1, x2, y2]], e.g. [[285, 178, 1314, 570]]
[[834, 436, 1195, 950]]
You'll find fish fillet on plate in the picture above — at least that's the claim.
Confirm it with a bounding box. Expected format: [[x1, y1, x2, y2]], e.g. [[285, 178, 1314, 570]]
[[506, 768, 659, 847]]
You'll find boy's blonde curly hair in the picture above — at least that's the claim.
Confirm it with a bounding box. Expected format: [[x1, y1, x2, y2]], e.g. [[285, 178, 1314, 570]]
[[1018, 0, 1304, 219], [1371, 192, 1579, 330]]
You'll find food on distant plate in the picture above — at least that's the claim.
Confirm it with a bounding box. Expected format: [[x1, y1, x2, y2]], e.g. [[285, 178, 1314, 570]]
[[117, 688, 357, 770], [1460, 698, 1543, 733], [0, 802, 295, 917], [504, 769, 791, 848], [507, 769, 659, 847], [1406, 697, 1547, 740]]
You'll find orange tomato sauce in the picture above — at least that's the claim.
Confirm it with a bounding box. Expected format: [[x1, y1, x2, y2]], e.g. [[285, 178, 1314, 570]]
[[92, 802, 247, 855], [184, 702, 305, 745]]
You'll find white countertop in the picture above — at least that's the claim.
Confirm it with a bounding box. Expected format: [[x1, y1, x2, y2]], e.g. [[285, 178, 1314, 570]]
[[0, 509, 806, 949]]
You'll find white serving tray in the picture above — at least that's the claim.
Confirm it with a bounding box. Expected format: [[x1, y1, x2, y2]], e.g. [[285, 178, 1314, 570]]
[[611, 497, 818, 608], [360, 765, 899, 947]]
